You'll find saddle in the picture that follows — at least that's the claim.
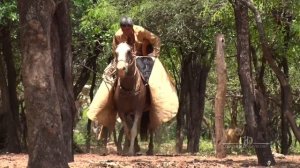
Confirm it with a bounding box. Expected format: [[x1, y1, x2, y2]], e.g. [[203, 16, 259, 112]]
[[136, 57, 154, 84]]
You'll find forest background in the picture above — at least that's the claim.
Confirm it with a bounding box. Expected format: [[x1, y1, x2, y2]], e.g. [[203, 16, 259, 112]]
[[1, 0, 300, 167]]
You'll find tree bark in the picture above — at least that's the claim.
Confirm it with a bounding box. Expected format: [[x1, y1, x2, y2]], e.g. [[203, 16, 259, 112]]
[[0, 26, 21, 153], [19, 0, 74, 167], [185, 54, 200, 153], [230, 98, 238, 128], [53, 2, 76, 161], [86, 63, 98, 152], [214, 34, 227, 158], [274, 10, 292, 154], [175, 53, 189, 153], [186, 52, 210, 153], [0, 37, 6, 148], [176, 45, 210, 154], [0, 53, 20, 153], [231, 0, 275, 166]]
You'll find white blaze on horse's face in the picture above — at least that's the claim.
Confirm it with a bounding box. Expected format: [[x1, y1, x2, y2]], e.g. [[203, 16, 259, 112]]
[[116, 43, 131, 78]]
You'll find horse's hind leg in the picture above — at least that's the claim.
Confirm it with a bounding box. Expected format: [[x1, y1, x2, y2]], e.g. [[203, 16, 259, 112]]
[[116, 127, 124, 153], [128, 112, 142, 155], [146, 131, 154, 155], [98, 126, 109, 154]]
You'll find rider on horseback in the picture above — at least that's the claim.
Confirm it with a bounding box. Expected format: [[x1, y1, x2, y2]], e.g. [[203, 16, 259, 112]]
[[87, 16, 178, 137], [103, 16, 160, 84]]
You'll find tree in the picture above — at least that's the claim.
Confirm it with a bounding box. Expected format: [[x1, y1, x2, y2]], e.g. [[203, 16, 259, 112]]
[[230, 0, 275, 165], [0, 0, 21, 153], [18, 0, 75, 167], [214, 34, 227, 158], [0, 23, 21, 154], [238, 0, 300, 150]]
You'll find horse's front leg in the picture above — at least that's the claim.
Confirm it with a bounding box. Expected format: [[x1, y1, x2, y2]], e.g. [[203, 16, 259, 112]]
[[118, 113, 130, 154], [146, 131, 154, 155], [128, 112, 142, 155], [119, 113, 130, 139]]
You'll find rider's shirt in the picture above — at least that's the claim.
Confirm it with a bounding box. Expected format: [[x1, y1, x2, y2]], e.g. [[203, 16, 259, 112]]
[[112, 25, 160, 57]]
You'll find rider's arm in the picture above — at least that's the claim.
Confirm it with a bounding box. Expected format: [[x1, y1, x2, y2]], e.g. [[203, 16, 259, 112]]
[[141, 28, 161, 57]]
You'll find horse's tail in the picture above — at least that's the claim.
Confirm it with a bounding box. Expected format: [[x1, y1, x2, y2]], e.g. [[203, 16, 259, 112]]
[[140, 111, 150, 141]]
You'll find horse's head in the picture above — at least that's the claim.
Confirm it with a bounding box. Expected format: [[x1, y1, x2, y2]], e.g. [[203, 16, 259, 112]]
[[115, 42, 133, 78]]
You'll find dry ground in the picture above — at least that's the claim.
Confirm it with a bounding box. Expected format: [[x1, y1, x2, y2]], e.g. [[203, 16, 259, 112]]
[[1, 153, 300, 168]]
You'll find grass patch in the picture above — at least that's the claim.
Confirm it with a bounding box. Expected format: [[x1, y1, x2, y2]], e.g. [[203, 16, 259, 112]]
[[199, 139, 215, 155]]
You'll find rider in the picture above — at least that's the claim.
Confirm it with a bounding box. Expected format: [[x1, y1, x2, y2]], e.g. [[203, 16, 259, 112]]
[[112, 16, 160, 58], [103, 16, 160, 83]]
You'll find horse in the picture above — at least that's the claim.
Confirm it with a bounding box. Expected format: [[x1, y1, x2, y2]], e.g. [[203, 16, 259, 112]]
[[113, 42, 153, 155]]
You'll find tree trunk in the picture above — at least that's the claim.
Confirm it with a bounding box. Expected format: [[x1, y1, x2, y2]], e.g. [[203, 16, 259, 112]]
[[85, 67, 97, 152], [185, 54, 199, 153], [54, 2, 76, 161], [279, 13, 292, 154], [0, 54, 20, 153], [0, 26, 21, 153], [238, 0, 300, 143], [73, 54, 96, 99], [175, 53, 189, 153], [0, 40, 6, 149], [74, 34, 102, 99], [0, 56, 10, 150], [186, 53, 210, 153], [230, 99, 238, 128], [214, 34, 227, 158], [196, 62, 210, 151], [176, 70, 188, 153], [231, 0, 275, 166], [176, 45, 210, 154], [19, 0, 74, 167]]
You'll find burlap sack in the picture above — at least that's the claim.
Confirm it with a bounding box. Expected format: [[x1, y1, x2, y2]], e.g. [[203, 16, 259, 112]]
[[86, 81, 117, 130], [148, 59, 179, 130]]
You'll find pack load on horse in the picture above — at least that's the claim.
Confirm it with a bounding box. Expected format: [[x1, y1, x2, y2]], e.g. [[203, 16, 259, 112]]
[[87, 16, 178, 155]]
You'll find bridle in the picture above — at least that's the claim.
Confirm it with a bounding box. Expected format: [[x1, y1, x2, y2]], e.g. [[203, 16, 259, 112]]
[[116, 46, 136, 75]]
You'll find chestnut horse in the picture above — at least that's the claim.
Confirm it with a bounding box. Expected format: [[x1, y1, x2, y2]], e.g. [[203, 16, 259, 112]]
[[114, 42, 153, 155]]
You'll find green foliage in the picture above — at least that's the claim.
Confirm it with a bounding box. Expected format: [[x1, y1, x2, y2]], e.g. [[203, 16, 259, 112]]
[[199, 139, 215, 155], [80, 1, 119, 35], [290, 142, 300, 154], [0, 0, 17, 25], [74, 108, 90, 145], [71, 0, 122, 85]]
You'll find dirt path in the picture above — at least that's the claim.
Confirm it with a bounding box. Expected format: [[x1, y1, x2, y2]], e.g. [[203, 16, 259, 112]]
[[1, 153, 300, 168]]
